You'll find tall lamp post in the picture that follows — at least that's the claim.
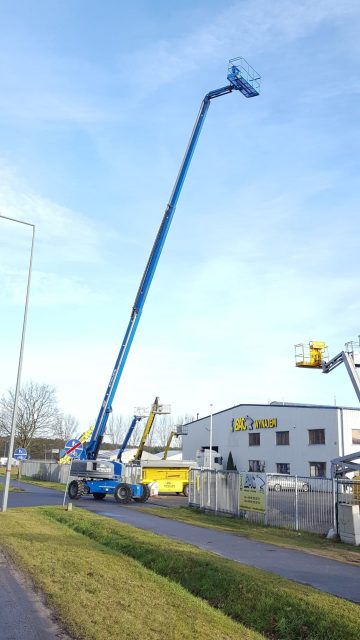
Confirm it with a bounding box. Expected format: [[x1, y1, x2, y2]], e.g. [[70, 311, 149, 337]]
[[1, 214, 35, 513]]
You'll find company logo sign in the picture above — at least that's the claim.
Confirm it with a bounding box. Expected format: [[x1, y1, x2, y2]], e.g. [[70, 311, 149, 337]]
[[232, 415, 278, 431]]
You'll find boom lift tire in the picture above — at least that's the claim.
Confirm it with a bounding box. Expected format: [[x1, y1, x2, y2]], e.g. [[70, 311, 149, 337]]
[[133, 484, 150, 503], [114, 483, 132, 504], [93, 492, 106, 500], [183, 483, 189, 497], [68, 480, 85, 500]]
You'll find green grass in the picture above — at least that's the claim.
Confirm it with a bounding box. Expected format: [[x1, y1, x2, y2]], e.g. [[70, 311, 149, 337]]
[[139, 505, 360, 565], [0, 468, 66, 492], [0, 507, 261, 640], [19, 476, 66, 492], [44, 506, 360, 640]]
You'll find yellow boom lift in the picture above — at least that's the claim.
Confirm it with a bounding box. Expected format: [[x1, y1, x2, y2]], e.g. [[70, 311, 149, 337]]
[[295, 338, 360, 402], [295, 338, 360, 479], [132, 397, 171, 462]]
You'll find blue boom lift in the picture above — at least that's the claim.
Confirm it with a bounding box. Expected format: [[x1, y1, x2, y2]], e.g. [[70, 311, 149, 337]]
[[68, 57, 261, 503]]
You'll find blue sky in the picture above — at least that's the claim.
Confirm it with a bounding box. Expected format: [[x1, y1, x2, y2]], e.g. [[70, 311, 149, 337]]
[[1, 0, 360, 430]]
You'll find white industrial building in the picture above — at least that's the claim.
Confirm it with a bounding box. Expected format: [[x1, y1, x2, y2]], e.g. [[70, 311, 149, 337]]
[[182, 402, 360, 477]]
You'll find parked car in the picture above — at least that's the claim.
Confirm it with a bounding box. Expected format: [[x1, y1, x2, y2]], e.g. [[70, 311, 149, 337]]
[[267, 474, 310, 492]]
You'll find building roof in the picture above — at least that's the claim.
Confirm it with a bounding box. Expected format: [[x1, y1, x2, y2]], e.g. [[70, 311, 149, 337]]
[[185, 401, 360, 425]]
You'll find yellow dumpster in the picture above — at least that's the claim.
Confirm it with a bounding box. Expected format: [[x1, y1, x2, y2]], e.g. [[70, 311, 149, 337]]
[[141, 461, 194, 497]]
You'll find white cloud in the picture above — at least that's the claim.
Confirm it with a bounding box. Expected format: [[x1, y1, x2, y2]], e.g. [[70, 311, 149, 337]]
[[0, 50, 118, 124], [119, 0, 360, 90], [0, 164, 99, 262], [0, 164, 104, 305]]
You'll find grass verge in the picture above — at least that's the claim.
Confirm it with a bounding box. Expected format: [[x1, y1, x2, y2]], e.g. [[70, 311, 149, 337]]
[[0, 469, 66, 492], [0, 507, 261, 640], [44, 506, 360, 640], [19, 476, 66, 492], [138, 505, 360, 565]]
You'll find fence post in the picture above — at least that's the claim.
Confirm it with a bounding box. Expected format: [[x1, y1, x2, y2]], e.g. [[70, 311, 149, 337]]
[[200, 468, 204, 509], [332, 477, 336, 531], [335, 478, 339, 537], [295, 475, 299, 531], [264, 474, 268, 526], [215, 471, 218, 513]]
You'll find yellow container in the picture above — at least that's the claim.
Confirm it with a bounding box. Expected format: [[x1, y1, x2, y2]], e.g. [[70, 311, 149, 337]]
[[141, 465, 189, 495], [353, 473, 360, 503]]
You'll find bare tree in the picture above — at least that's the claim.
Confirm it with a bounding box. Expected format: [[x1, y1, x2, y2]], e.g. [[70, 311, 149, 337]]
[[106, 414, 129, 446], [0, 381, 61, 449], [154, 414, 173, 448], [52, 413, 79, 443]]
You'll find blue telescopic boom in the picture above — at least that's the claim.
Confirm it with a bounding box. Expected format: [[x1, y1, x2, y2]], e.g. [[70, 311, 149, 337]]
[[116, 415, 142, 462], [85, 60, 260, 459]]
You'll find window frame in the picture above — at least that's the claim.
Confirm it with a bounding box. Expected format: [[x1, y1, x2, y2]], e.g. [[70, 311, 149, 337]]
[[276, 431, 290, 446], [276, 462, 290, 474], [308, 428, 325, 445], [309, 461, 326, 477], [249, 432, 260, 447], [248, 459, 265, 472]]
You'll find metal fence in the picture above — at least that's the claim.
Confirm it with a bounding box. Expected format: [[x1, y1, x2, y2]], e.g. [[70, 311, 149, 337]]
[[19, 460, 142, 485], [189, 469, 346, 534], [20, 461, 71, 484]]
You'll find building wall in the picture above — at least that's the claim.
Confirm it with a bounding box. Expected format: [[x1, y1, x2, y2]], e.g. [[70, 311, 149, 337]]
[[182, 403, 360, 477]]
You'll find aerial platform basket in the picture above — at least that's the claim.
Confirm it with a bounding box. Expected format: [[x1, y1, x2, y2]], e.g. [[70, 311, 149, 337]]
[[295, 341, 328, 369], [227, 57, 261, 97]]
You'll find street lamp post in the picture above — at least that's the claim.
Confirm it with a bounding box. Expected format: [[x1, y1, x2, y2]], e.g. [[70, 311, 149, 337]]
[[209, 404, 213, 470], [1, 214, 35, 513]]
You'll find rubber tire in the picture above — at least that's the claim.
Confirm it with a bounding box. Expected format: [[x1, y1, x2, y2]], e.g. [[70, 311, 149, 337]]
[[114, 483, 132, 504], [273, 484, 282, 492], [68, 480, 84, 500], [93, 492, 106, 500], [133, 484, 151, 503], [183, 483, 189, 498], [302, 483, 310, 492]]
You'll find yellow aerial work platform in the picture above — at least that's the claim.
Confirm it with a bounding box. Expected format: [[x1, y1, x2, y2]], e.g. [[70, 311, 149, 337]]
[[295, 341, 328, 368], [140, 461, 195, 497]]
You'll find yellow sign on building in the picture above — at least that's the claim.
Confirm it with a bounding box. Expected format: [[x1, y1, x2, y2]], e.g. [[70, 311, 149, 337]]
[[232, 416, 277, 431], [239, 472, 266, 513]]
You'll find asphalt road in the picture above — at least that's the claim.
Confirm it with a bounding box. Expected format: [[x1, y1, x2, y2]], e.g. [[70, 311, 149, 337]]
[[0, 549, 71, 640], [1, 477, 360, 604]]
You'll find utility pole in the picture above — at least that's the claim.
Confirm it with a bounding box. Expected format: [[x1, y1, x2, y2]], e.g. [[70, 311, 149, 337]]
[[1, 214, 35, 513]]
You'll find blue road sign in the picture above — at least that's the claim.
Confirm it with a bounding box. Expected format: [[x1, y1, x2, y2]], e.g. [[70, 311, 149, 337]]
[[14, 447, 27, 460], [64, 439, 83, 459]]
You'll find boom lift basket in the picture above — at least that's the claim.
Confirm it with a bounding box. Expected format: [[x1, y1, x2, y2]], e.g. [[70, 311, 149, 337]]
[[295, 341, 328, 368], [227, 57, 261, 97]]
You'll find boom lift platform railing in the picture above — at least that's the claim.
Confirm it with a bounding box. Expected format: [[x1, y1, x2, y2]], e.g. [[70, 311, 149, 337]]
[[68, 57, 261, 504]]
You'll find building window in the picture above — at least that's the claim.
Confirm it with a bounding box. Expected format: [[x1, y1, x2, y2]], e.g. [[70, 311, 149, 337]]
[[309, 462, 326, 477], [352, 429, 360, 445], [248, 460, 265, 472], [249, 433, 260, 446], [308, 429, 325, 445], [276, 463, 290, 474], [276, 431, 289, 446]]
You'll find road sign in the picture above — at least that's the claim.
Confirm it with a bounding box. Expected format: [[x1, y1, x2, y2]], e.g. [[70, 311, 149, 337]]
[[64, 439, 83, 459], [14, 448, 27, 460]]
